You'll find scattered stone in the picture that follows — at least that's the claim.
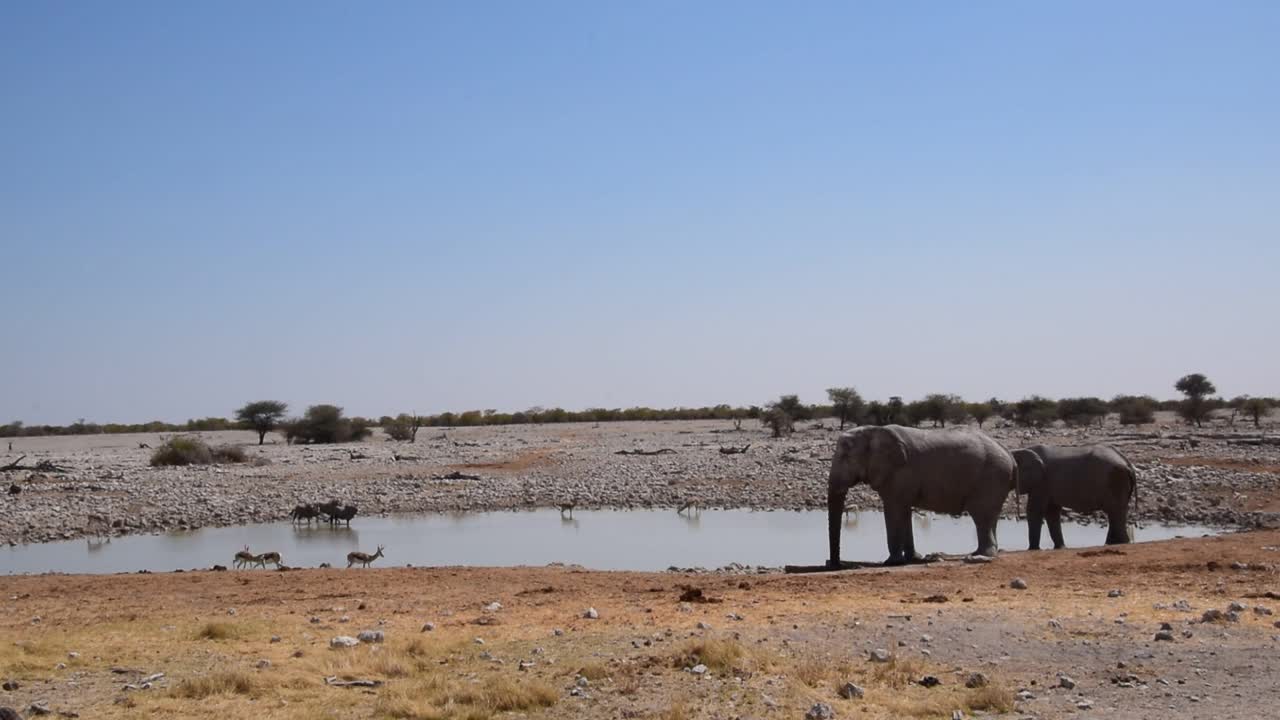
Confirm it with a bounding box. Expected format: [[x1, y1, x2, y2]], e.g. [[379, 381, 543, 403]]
[[1048, 619, 1063, 629], [256, 659, 271, 669], [696, 621, 713, 630], [1254, 606, 1274, 616], [584, 607, 599, 620], [1228, 601, 1247, 612], [484, 602, 502, 612], [1017, 689, 1035, 701], [965, 672, 989, 689], [356, 630, 384, 644], [1201, 609, 1225, 623], [839, 681, 865, 699], [553, 628, 565, 637], [1010, 578, 1028, 590], [575, 675, 590, 687], [338, 616, 351, 624], [1, 680, 17, 691], [690, 664, 707, 675], [28, 703, 51, 716], [868, 648, 892, 663], [1108, 589, 1124, 598], [918, 675, 940, 688], [474, 638, 485, 645], [1058, 675, 1076, 690], [421, 622, 435, 632], [805, 702, 835, 720], [226, 608, 236, 616], [309, 617, 321, 624], [1154, 630, 1175, 642], [1077, 699, 1093, 710], [329, 636, 359, 649], [518, 660, 534, 671]]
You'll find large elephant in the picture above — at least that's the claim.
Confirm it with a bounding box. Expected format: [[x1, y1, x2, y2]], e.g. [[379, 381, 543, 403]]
[[827, 425, 1018, 567], [1012, 444, 1137, 550]]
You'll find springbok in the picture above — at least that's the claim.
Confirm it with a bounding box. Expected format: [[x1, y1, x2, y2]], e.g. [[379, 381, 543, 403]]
[[676, 499, 701, 515], [233, 545, 256, 569], [257, 551, 283, 568], [347, 545, 385, 568]]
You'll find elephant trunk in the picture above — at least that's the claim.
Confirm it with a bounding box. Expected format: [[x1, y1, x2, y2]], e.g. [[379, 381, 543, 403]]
[[828, 485, 848, 568]]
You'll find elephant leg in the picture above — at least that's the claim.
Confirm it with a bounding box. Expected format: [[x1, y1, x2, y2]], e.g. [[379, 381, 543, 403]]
[[882, 504, 911, 566], [973, 514, 998, 558], [1045, 505, 1066, 549], [1026, 506, 1044, 551], [901, 512, 923, 564], [1105, 507, 1131, 544]]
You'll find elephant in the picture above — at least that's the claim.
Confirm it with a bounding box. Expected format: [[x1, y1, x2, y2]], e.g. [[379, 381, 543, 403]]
[[827, 425, 1018, 567], [1012, 444, 1137, 550]]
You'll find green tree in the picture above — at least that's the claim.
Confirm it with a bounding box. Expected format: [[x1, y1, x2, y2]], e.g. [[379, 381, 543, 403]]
[[1174, 373, 1217, 427], [922, 393, 964, 427], [1237, 397, 1273, 429], [826, 387, 865, 430], [773, 394, 811, 422], [968, 402, 994, 428], [384, 413, 422, 442], [235, 400, 288, 445]]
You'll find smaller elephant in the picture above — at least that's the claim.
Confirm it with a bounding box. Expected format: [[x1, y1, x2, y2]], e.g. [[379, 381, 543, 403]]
[[1012, 444, 1137, 550]]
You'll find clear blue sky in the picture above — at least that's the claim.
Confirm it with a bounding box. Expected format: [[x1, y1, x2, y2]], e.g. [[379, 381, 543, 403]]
[[2, 2, 1277, 424]]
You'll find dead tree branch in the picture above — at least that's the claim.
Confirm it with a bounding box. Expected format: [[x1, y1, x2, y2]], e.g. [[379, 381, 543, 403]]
[[614, 448, 676, 456], [718, 444, 751, 455]]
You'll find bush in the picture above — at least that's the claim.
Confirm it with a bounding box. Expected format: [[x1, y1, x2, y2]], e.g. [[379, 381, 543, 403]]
[[211, 445, 247, 463], [150, 437, 246, 466], [285, 404, 372, 444], [1012, 396, 1058, 428], [150, 436, 214, 466], [1057, 397, 1108, 427], [1113, 395, 1156, 425]]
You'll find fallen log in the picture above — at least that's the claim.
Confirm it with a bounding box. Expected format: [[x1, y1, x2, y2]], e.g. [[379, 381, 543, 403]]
[[615, 448, 676, 456], [1, 455, 26, 471], [718, 444, 750, 455], [392, 453, 420, 462], [435, 470, 481, 481]]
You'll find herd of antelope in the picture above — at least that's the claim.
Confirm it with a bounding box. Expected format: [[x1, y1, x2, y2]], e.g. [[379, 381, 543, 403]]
[[232, 543, 386, 569], [228, 498, 382, 570]]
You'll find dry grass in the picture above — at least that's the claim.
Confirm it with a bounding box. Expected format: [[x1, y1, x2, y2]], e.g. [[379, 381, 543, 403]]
[[791, 654, 830, 688], [195, 621, 243, 640], [576, 661, 611, 681], [964, 683, 1016, 712], [659, 702, 690, 720], [671, 638, 745, 673], [868, 655, 929, 689], [171, 670, 257, 699]]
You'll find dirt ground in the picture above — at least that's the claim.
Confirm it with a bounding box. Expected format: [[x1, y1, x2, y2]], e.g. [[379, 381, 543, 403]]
[[2, 529, 1279, 719]]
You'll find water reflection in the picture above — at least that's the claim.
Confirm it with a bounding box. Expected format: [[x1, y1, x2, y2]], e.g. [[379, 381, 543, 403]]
[[0, 509, 1219, 576]]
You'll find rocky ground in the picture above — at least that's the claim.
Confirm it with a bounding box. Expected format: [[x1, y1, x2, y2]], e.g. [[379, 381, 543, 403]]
[[2, 528, 1279, 719], [1, 414, 1278, 545]]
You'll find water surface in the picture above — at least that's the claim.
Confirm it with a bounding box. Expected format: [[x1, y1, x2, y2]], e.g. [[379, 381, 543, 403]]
[[1, 509, 1216, 575]]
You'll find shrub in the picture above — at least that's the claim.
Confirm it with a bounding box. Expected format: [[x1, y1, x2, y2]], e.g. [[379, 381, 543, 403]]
[[211, 445, 246, 463], [968, 402, 994, 428], [384, 413, 421, 442], [1012, 396, 1058, 428], [1113, 395, 1156, 425], [826, 387, 864, 429], [285, 405, 372, 444], [1057, 397, 1108, 427], [150, 436, 213, 466]]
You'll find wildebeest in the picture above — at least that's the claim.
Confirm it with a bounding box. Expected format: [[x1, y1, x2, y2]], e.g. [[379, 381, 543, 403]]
[[290, 503, 321, 525]]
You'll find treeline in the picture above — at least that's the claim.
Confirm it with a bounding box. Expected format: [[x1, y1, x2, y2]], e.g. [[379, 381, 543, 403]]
[[2, 373, 1275, 441]]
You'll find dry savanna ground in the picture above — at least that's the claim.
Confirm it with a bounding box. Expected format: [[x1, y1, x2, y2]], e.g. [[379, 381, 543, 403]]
[[3, 530, 1280, 719]]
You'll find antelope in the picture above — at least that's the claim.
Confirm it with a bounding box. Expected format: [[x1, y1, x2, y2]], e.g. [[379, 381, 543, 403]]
[[347, 545, 385, 568], [257, 551, 282, 568], [676, 499, 701, 515], [233, 545, 256, 569], [557, 500, 576, 518]]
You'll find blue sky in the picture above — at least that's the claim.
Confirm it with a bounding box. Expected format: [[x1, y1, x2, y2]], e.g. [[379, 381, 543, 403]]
[[2, 2, 1277, 424]]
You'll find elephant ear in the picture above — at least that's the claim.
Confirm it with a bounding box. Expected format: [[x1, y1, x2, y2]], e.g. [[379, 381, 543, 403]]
[[867, 428, 908, 490], [1012, 449, 1045, 494]]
